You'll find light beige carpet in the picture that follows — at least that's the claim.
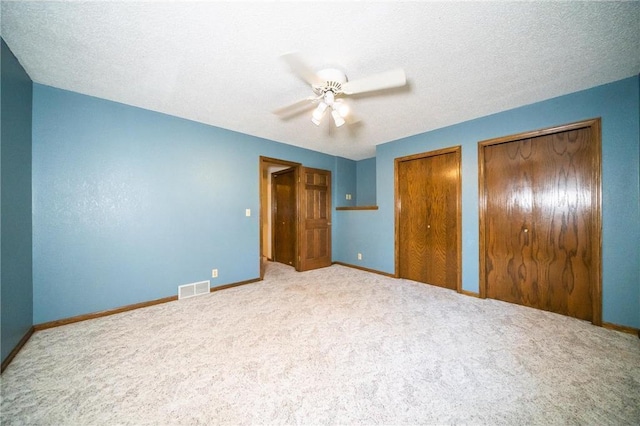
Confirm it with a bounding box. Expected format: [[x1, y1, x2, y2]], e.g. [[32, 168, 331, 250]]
[[1, 262, 639, 425]]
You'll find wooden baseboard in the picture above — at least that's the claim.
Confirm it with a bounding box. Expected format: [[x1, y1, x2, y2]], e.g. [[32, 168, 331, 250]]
[[332, 261, 395, 278], [459, 289, 481, 298], [602, 322, 640, 338], [34, 295, 179, 331], [1, 326, 35, 374], [34, 277, 262, 332], [210, 277, 262, 292]]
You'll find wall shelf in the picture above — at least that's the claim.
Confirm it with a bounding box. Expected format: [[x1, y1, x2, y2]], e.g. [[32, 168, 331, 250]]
[[336, 206, 379, 211]]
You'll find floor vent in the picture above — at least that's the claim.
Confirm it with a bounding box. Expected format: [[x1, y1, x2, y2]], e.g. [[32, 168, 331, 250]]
[[178, 280, 210, 300]]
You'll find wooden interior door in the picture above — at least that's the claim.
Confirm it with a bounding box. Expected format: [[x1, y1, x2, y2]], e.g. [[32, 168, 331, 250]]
[[479, 119, 601, 324], [298, 167, 332, 271], [396, 147, 461, 290], [272, 167, 297, 267]]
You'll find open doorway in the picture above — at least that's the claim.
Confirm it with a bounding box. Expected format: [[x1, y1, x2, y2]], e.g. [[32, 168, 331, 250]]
[[259, 156, 333, 277], [259, 156, 300, 277], [272, 167, 297, 267]]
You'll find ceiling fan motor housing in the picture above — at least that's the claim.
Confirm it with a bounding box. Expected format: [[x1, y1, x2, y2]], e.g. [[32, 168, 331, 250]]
[[313, 68, 348, 95]]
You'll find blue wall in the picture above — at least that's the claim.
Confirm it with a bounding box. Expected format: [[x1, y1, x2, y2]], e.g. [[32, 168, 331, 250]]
[[334, 156, 377, 207], [334, 76, 640, 328], [1, 39, 34, 362], [356, 157, 376, 206], [333, 157, 377, 265], [32, 84, 336, 324], [334, 157, 356, 207]]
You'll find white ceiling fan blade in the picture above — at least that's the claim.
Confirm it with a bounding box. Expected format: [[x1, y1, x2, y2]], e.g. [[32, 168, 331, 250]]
[[341, 68, 407, 95], [273, 96, 318, 117], [281, 53, 324, 87]]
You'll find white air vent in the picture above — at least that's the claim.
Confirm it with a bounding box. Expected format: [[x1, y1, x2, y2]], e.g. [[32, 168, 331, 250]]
[[178, 280, 210, 300]]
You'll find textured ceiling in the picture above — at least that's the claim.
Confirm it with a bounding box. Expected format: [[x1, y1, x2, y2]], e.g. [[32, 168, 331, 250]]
[[2, 1, 639, 160]]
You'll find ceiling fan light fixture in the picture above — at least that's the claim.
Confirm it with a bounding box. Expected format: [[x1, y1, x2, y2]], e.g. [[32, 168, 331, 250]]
[[331, 109, 346, 127], [311, 102, 328, 125], [335, 101, 350, 118]]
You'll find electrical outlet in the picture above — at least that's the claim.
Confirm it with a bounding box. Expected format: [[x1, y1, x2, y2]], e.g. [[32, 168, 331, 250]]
[[212, 269, 218, 278], [346, 194, 352, 200], [357, 253, 362, 260]]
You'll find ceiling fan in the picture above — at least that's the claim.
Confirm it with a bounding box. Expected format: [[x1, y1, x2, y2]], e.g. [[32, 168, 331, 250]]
[[274, 53, 407, 128]]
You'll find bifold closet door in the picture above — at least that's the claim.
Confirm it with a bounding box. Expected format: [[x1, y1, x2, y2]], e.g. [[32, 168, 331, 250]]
[[480, 120, 601, 323], [396, 148, 461, 291]]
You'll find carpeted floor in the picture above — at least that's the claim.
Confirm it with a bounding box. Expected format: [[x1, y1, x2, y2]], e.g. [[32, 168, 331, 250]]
[[1, 262, 639, 425]]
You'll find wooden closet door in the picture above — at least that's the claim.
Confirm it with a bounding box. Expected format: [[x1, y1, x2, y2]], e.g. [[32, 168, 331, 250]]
[[396, 148, 461, 290], [480, 120, 601, 323]]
